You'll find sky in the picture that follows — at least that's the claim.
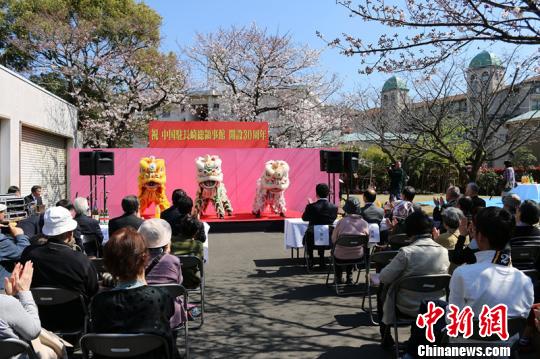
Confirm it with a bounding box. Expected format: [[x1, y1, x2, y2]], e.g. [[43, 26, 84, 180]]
[[143, 0, 536, 96]]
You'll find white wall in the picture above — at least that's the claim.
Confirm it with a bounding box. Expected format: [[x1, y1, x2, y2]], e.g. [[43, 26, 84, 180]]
[[0, 65, 78, 194]]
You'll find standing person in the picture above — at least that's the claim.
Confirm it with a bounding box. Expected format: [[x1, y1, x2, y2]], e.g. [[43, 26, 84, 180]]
[[7, 185, 21, 197], [24, 185, 43, 212], [302, 183, 338, 270], [502, 160, 516, 196], [387, 161, 407, 201], [0, 204, 31, 289], [73, 197, 104, 257], [108, 195, 144, 236]]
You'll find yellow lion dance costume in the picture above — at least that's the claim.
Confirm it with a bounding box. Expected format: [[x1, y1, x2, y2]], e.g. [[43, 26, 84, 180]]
[[138, 156, 170, 218]]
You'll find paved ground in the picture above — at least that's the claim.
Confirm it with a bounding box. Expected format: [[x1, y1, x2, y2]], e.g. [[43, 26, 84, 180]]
[[188, 232, 397, 359]]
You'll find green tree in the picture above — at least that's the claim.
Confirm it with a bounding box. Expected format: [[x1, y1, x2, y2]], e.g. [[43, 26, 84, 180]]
[[2, 0, 189, 147]]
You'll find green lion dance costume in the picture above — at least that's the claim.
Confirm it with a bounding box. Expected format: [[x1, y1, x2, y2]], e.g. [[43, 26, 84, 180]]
[[194, 154, 233, 219], [252, 160, 290, 217]]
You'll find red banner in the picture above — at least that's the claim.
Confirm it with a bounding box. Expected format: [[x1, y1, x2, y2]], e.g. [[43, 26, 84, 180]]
[[148, 121, 269, 148]]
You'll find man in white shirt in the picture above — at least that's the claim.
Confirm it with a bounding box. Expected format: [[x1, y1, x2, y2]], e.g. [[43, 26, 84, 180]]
[[403, 207, 534, 358]]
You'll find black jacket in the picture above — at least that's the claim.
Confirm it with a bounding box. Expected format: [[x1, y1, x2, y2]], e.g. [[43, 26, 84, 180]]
[[511, 225, 540, 243], [302, 199, 338, 226], [432, 199, 458, 224], [108, 213, 144, 237], [24, 194, 43, 206], [360, 204, 384, 224], [161, 207, 206, 243], [75, 214, 104, 245], [471, 196, 486, 209], [21, 241, 99, 331]]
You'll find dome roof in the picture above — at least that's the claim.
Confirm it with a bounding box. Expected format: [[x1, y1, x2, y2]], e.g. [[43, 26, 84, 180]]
[[469, 51, 503, 69], [382, 76, 409, 92]]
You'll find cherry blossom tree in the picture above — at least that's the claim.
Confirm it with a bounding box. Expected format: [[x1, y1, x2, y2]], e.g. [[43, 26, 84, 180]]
[[323, 0, 540, 73], [188, 24, 342, 147], [2, 0, 189, 147]]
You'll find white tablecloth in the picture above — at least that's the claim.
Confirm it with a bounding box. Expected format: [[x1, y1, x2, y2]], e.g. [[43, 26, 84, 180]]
[[100, 222, 209, 263], [284, 218, 381, 250]]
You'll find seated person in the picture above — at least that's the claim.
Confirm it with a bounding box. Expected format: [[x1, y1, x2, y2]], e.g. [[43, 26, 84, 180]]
[[171, 216, 204, 289], [331, 198, 369, 285], [502, 193, 521, 217], [21, 206, 98, 332], [465, 182, 486, 209], [1, 204, 31, 290], [386, 186, 419, 234], [302, 183, 338, 269], [167, 193, 206, 243], [139, 219, 185, 328], [360, 188, 384, 224], [403, 207, 534, 358], [378, 211, 449, 347], [0, 261, 41, 343], [432, 185, 460, 225], [108, 195, 144, 236], [434, 207, 465, 250], [457, 195, 474, 220], [56, 199, 84, 250], [511, 199, 540, 242], [73, 197, 104, 257], [90, 228, 178, 359]]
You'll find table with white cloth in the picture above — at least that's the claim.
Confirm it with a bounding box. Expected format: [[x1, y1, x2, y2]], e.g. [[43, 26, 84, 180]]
[[100, 222, 210, 263], [509, 183, 540, 202], [283, 218, 380, 258]]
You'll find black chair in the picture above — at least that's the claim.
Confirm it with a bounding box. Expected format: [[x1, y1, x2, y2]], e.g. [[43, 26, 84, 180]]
[[0, 338, 37, 359], [31, 287, 88, 337], [149, 283, 189, 359], [391, 274, 451, 359], [178, 255, 205, 329], [90, 258, 106, 274], [510, 246, 540, 270], [361, 250, 399, 325], [325, 234, 369, 295], [388, 233, 413, 249], [81, 233, 101, 258], [80, 333, 170, 359]]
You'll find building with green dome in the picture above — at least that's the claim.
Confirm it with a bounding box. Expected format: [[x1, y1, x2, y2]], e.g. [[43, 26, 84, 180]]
[[381, 75, 410, 111]]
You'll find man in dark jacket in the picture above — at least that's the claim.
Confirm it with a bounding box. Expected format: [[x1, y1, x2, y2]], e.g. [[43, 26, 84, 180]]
[[24, 185, 43, 212], [161, 189, 205, 243], [21, 206, 98, 331], [73, 197, 104, 257], [512, 200, 540, 242], [432, 185, 461, 225], [388, 161, 407, 201], [360, 188, 384, 224], [465, 182, 486, 209], [108, 195, 144, 236], [302, 183, 338, 269]]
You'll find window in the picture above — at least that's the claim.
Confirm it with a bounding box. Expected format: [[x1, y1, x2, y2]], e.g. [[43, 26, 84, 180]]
[[213, 103, 220, 110], [481, 71, 490, 82], [531, 97, 540, 111]]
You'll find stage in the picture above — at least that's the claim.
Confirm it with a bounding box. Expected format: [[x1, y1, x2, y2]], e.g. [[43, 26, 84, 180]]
[[199, 211, 303, 233]]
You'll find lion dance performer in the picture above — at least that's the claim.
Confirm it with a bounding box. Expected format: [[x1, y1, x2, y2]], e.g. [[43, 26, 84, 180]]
[[194, 154, 233, 219], [138, 156, 170, 218], [252, 160, 290, 217]]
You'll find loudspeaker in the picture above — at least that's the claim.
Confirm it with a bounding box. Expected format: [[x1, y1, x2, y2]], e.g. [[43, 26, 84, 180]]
[[79, 151, 115, 175], [344, 152, 360, 173], [79, 152, 95, 176], [95, 151, 114, 175], [319, 150, 327, 171], [325, 151, 344, 173]]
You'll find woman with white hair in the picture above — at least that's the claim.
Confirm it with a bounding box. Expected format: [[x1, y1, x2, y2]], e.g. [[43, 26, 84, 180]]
[[73, 197, 103, 257], [434, 207, 466, 249], [138, 218, 185, 328]]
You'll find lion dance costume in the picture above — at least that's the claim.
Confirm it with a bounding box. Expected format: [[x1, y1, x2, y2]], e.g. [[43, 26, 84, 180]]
[[252, 160, 290, 217], [138, 156, 170, 218], [194, 154, 233, 219]]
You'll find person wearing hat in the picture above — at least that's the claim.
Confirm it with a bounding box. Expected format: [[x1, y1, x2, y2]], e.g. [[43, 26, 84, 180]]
[[0, 203, 31, 290], [330, 197, 369, 285], [138, 218, 184, 328], [20, 206, 98, 331]]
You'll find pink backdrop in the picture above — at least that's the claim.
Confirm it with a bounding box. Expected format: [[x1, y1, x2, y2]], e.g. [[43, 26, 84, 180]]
[[69, 148, 335, 218]]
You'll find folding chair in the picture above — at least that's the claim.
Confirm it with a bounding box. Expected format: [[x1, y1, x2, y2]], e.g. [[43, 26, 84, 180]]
[[90, 258, 106, 274], [388, 233, 413, 249], [361, 250, 399, 325], [510, 246, 540, 270], [391, 274, 451, 359], [149, 283, 189, 359], [325, 234, 369, 295], [178, 255, 205, 329], [0, 338, 37, 359], [31, 287, 88, 338], [81, 233, 101, 258], [80, 333, 170, 359]]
